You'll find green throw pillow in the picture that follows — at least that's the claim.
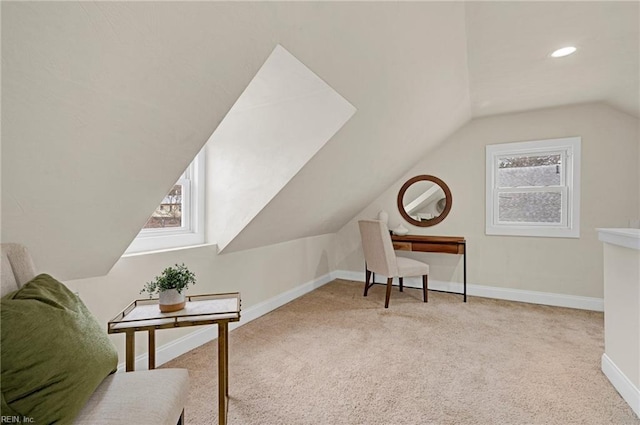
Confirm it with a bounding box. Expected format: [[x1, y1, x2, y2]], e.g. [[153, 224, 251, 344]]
[[1, 274, 118, 424]]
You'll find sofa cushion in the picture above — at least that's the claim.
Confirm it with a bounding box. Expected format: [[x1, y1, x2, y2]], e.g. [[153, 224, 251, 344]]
[[1, 274, 118, 423], [74, 369, 189, 425]]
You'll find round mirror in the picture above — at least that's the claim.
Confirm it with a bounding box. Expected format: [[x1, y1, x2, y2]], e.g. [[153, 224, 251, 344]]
[[397, 175, 452, 227]]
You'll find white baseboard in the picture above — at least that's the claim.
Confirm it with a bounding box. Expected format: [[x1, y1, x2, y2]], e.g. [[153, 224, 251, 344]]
[[117, 269, 604, 371], [333, 270, 604, 312], [117, 272, 334, 372], [602, 353, 640, 418]]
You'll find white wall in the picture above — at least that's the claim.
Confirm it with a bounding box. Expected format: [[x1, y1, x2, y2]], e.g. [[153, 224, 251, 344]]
[[333, 103, 639, 299], [64, 234, 333, 363]]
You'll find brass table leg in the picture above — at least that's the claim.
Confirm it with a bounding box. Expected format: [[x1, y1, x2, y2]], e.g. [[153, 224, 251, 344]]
[[125, 330, 135, 372], [148, 328, 156, 370], [225, 325, 229, 397], [218, 321, 229, 425]]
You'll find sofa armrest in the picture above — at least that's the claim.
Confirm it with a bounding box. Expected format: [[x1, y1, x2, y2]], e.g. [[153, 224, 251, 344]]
[[1, 243, 37, 296]]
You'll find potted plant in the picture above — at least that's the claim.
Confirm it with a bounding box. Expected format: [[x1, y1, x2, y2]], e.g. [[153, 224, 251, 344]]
[[141, 263, 196, 312]]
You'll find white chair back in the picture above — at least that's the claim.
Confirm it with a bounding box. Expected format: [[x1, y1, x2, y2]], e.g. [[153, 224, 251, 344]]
[[358, 220, 398, 277]]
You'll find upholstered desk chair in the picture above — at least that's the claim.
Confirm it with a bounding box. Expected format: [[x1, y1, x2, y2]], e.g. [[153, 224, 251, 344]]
[[358, 220, 429, 308]]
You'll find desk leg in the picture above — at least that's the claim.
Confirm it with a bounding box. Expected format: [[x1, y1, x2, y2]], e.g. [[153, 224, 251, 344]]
[[218, 321, 229, 425], [463, 246, 467, 303], [148, 328, 156, 370], [125, 330, 135, 372]]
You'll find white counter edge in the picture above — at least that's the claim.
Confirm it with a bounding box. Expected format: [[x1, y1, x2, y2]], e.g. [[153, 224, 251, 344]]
[[597, 228, 640, 250]]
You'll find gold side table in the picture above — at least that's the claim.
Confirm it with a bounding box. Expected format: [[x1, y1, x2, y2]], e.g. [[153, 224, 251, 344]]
[[108, 292, 241, 425]]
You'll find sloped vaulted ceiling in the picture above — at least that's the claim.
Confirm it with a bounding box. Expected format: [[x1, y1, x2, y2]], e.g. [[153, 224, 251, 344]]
[[223, 2, 471, 252], [221, 0, 640, 252], [466, 1, 639, 118], [10, 3, 633, 277], [2, 2, 470, 278], [2, 2, 262, 279]]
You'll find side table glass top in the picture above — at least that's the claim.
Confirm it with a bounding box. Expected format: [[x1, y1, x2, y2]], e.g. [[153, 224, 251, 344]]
[[108, 292, 241, 333]]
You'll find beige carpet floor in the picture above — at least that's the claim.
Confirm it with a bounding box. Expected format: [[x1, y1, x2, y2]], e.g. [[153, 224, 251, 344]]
[[163, 279, 639, 425]]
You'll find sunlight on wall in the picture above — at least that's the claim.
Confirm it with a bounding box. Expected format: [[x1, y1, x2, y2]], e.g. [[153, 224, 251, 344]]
[[205, 45, 356, 251]]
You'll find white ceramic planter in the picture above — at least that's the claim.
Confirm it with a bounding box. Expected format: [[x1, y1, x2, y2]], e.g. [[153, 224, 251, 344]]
[[159, 289, 186, 313], [392, 224, 409, 236]]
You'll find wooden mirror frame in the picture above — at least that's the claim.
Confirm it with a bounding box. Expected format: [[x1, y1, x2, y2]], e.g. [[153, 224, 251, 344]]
[[397, 175, 453, 227]]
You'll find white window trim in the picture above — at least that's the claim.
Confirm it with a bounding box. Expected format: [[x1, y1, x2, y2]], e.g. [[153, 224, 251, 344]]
[[485, 137, 581, 238], [126, 150, 206, 254]]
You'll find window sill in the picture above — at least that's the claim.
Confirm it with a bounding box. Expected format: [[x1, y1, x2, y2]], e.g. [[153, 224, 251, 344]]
[[121, 242, 218, 258]]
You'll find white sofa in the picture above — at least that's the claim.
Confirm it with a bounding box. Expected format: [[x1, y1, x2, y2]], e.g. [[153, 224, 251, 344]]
[[1, 243, 189, 425]]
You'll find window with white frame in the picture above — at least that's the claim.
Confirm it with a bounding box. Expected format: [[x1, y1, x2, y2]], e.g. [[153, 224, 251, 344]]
[[126, 150, 205, 254], [486, 137, 581, 238]]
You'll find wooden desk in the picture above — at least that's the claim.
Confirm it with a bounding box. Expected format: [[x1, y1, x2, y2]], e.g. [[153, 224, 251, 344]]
[[108, 292, 241, 425], [391, 234, 467, 302]]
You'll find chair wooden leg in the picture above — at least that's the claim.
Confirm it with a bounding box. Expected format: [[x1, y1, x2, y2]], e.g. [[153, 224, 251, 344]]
[[399, 277, 403, 292], [422, 275, 428, 302], [384, 277, 393, 308], [364, 269, 372, 296]]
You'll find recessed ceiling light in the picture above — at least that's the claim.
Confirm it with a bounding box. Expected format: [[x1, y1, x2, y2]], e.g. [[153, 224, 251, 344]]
[[551, 46, 577, 58]]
